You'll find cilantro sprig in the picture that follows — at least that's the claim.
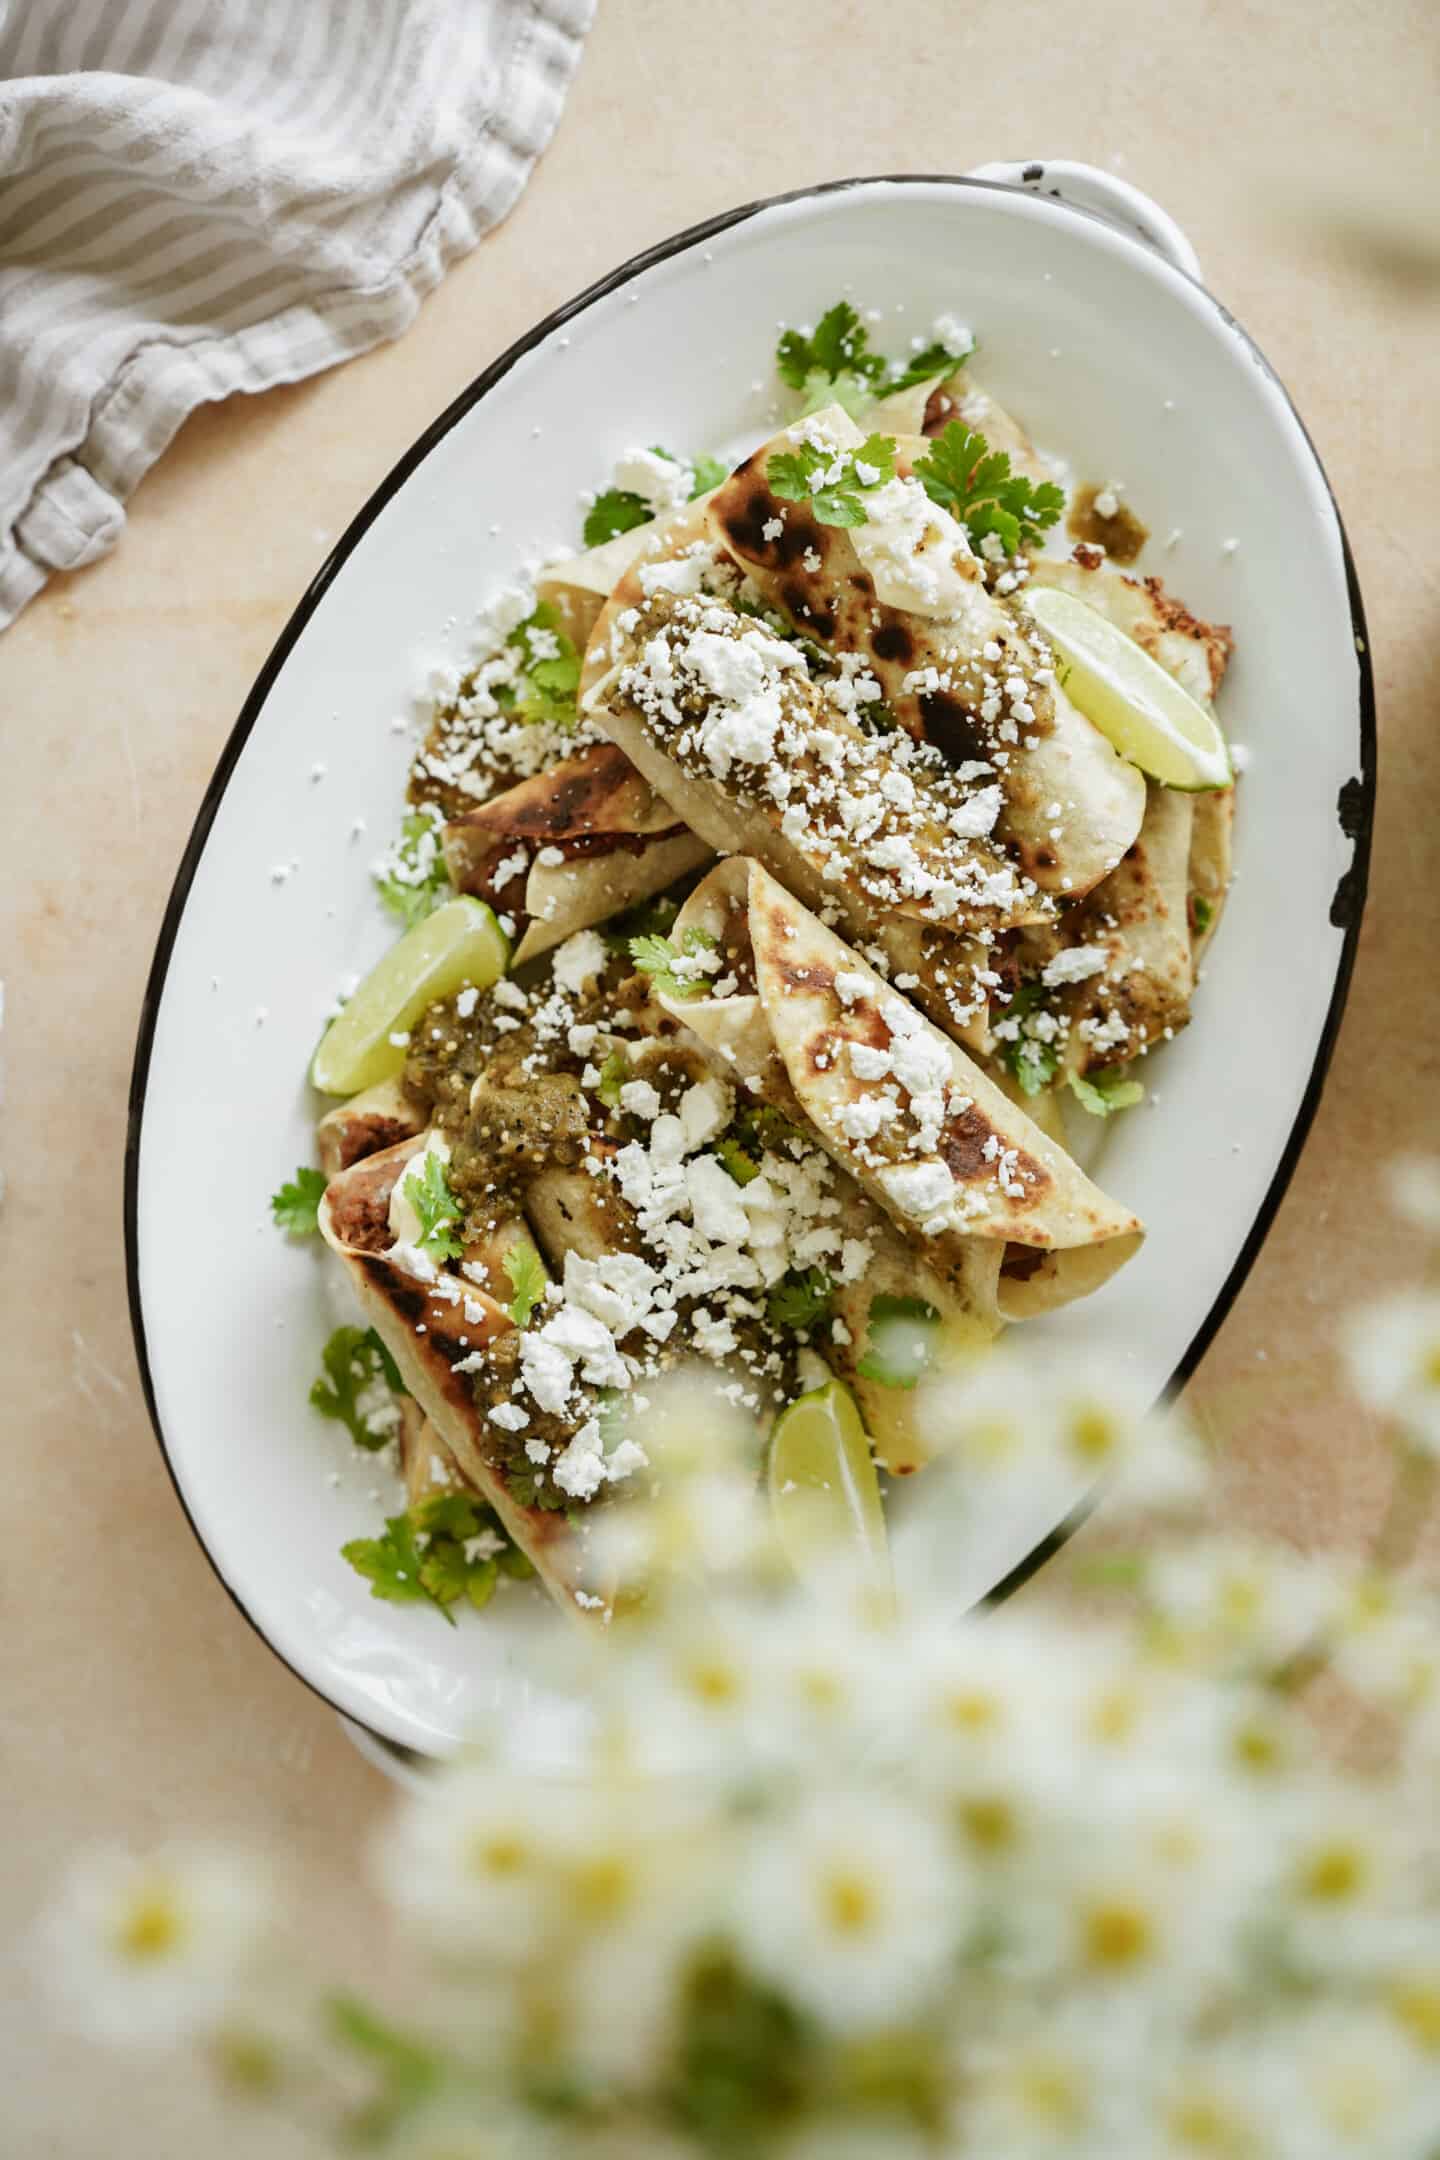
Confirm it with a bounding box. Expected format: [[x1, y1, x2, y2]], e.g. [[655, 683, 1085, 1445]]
[[629, 925, 718, 1000], [996, 984, 1059, 1098], [1068, 1068, 1145, 1119], [767, 431, 897, 529], [375, 809, 452, 930], [595, 1046, 631, 1110], [342, 1492, 518, 1624], [856, 1295, 940, 1391], [583, 448, 728, 548], [716, 1134, 761, 1187], [401, 1152, 465, 1265], [503, 1243, 547, 1329], [914, 420, 1065, 557], [775, 301, 972, 416], [270, 1165, 328, 1236], [310, 1327, 406, 1451], [498, 602, 582, 728], [767, 1267, 834, 1334]]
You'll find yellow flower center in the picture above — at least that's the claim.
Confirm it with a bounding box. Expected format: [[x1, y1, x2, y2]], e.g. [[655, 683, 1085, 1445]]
[[115, 1886, 186, 1962], [471, 1832, 527, 1879], [1088, 1687, 1140, 1745], [959, 1795, 1017, 1852], [1168, 2093, 1248, 2152], [1300, 1842, 1367, 1902], [1014, 2061, 1084, 2128], [1391, 1980, 1440, 2052], [799, 1669, 844, 1710], [945, 1688, 1000, 1733], [1068, 1404, 1120, 1462], [573, 1855, 633, 1922], [1422, 1340, 1440, 1387], [1081, 1898, 1154, 1969], [1231, 1719, 1282, 1774], [687, 1660, 740, 1705], [824, 1870, 878, 1936]]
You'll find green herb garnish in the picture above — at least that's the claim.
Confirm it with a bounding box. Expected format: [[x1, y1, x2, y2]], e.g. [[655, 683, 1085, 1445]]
[[886, 336, 972, 395], [375, 809, 452, 929], [856, 1294, 940, 1391], [342, 1493, 509, 1624], [595, 1046, 631, 1109], [584, 490, 651, 547], [504, 602, 582, 727], [402, 1151, 465, 1264], [767, 1267, 834, 1333], [1192, 895, 1214, 933], [270, 1165, 328, 1236], [997, 983, 1060, 1098], [628, 925, 718, 999], [690, 452, 729, 495], [768, 431, 897, 529], [1067, 1068, 1145, 1119], [914, 420, 1065, 557], [503, 1243, 547, 1329], [310, 1326, 406, 1450], [716, 1134, 761, 1186]]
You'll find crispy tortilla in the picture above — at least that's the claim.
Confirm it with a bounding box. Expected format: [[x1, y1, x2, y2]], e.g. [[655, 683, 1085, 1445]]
[[706, 406, 1145, 898], [1053, 782, 1196, 1074], [440, 741, 710, 965], [318, 1137, 607, 1615], [537, 490, 721, 648], [1189, 786, 1235, 965], [1027, 547, 1234, 705], [661, 858, 1142, 1321]]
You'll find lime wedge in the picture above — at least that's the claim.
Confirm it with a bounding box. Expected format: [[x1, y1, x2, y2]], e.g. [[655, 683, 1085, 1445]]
[[768, 1381, 892, 1597], [1023, 584, 1231, 791], [312, 898, 509, 1097]]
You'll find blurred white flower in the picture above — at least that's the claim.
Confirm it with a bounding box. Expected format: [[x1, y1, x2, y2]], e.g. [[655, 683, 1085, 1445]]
[[1331, 1574, 1440, 1726], [732, 1787, 967, 2031], [1343, 1289, 1440, 1453], [915, 1347, 1204, 1511], [36, 1843, 272, 2047], [1240, 2005, 1440, 2160], [1144, 1535, 1346, 1673], [1276, 1804, 1418, 1982], [1384, 1155, 1440, 1237], [375, 1762, 575, 1958]]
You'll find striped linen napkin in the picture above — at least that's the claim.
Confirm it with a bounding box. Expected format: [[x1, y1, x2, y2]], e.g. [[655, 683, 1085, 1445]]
[[0, 0, 595, 631]]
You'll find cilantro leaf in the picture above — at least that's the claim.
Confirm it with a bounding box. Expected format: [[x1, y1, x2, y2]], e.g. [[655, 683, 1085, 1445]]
[[914, 421, 1065, 556], [341, 1512, 430, 1606], [584, 490, 651, 547], [270, 1165, 327, 1236], [343, 1493, 510, 1623], [885, 337, 972, 395], [767, 433, 897, 529], [690, 453, 728, 496], [1067, 1068, 1145, 1118], [401, 1151, 464, 1264], [595, 1046, 631, 1109], [375, 809, 452, 930], [716, 1133, 760, 1187], [310, 1327, 405, 1450], [628, 925, 718, 1000], [856, 1294, 940, 1391], [996, 983, 1059, 1098], [1192, 895, 1214, 933], [776, 303, 887, 397], [767, 1267, 833, 1333], [504, 602, 582, 728], [503, 1243, 547, 1329]]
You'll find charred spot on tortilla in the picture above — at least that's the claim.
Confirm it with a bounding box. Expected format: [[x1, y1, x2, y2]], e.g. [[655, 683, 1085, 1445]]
[[871, 620, 915, 667], [918, 690, 986, 766], [939, 1103, 1050, 1196], [779, 581, 835, 637], [848, 569, 875, 597]]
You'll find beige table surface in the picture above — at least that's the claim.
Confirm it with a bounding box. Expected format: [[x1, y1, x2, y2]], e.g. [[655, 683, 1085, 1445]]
[[4, 1, 1438, 2147]]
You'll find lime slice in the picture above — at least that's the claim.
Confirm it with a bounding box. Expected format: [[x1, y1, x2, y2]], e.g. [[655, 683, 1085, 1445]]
[[768, 1381, 892, 1597], [312, 898, 509, 1096], [1023, 584, 1231, 791]]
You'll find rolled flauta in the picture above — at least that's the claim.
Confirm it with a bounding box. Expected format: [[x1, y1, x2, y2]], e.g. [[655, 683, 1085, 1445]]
[[537, 489, 721, 647], [317, 1077, 426, 1176], [441, 740, 710, 965], [581, 510, 1033, 1049], [1188, 786, 1234, 963], [318, 1135, 609, 1615], [706, 405, 1145, 897], [657, 857, 1143, 1323]]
